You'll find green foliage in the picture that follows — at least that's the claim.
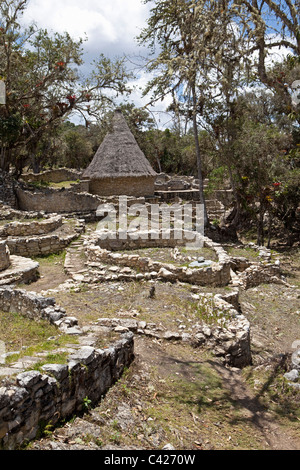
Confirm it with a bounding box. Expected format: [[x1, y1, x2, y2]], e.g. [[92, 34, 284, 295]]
[[205, 166, 229, 196], [83, 396, 92, 411]]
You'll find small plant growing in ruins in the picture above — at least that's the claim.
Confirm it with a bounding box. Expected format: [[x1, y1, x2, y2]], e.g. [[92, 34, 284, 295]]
[[37, 420, 55, 439], [82, 433, 102, 447], [83, 396, 92, 411]]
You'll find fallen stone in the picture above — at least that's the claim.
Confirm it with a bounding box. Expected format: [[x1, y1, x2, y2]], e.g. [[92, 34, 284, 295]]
[[284, 369, 299, 382]]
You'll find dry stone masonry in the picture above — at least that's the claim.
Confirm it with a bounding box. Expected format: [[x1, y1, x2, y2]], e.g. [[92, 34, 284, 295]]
[[1, 217, 85, 258], [0, 334, 134, 450], [0, 241, 39, 286], [0, 215, 63, 237], [84, 236, 232, 287], [94, 290, 251, 369], [0, 286, 134, 449], [21, 168, 82, 184]]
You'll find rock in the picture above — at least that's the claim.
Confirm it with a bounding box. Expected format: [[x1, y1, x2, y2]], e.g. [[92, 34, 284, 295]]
[[158, 267, 175, 280], [62, 316, 78, 326], [48, 311, 65, 323], [113, 404, 135, 431], [284, 369, 299, 382], [69, 346, 95, 365], [288, 382, 300, 390], [114, 326, 129, 333], [41, 364, 69, 381], [163, 443, 175, 450], [202, 326, 212, 337], [195, 333, 206, 345], [291, 350, 300, 369], [163, 331, 182, 341], [16, 370, 43, 388]]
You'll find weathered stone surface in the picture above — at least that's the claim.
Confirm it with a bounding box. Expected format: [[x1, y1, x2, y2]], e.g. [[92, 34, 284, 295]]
[[16, 370, 43, 388], [0, 332, 134, 450], [85, 236, 233, 287], [0, 241, 10, 271], [0, 256, 39, 286], [69, 346, 96, 365], [0, 215, 62, 238], [283, 369, 299, 382], [41, 364, 69, 381]]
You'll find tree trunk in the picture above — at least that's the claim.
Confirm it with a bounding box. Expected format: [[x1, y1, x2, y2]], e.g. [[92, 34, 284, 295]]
[[267, 210, 272, 248], [226, 163, 242, 227], [191, 86, 209, 228], [155, 149, 162, 173], [257, 199, 266, 246], [0, 146, 11, 172]]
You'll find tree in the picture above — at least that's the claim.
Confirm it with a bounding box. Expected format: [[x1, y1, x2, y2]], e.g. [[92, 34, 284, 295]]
[[231, 120, 290, 245], [62, 126, 94, 170], [0, 0, 132, 174], [241, 0, 300, 92], [137, 0, 254, 228]]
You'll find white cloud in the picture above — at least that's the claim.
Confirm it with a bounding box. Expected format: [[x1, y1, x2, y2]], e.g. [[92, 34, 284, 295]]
[[126, 70, 174, 128], [21, 0, 150, 55]]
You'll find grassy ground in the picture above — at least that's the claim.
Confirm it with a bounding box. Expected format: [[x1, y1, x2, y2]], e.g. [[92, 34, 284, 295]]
[[0, 309, 78, 368]]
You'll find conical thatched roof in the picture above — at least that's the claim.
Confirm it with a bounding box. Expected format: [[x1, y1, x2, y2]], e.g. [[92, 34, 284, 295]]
[[82, 110, 157, 179]]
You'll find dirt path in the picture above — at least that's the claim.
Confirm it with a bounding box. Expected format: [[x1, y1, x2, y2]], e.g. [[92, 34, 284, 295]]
[[211, 362, 300, 450]]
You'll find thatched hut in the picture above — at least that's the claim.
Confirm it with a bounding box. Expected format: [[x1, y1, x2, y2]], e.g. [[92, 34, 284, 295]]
[[82, 109, 157, 197]]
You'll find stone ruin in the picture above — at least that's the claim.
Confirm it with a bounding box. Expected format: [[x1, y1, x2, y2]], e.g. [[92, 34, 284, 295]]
[[0, 160, 297, 449], [0, 205, 85, 265], [0, 239, 39, 286]]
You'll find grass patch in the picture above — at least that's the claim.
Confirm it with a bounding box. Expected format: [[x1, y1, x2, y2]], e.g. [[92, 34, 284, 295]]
[[224, 245, 259, 260], [91, 343, 267, 450], [33, 250, 66, 264], [54, 281, 235, 333], [48, 181, 78, 189], [26, 351, 70, 372], [0, 309, 78, 360]]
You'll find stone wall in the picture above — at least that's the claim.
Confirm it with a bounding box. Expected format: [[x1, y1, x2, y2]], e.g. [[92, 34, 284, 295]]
[[235, 263, 283, 289], [0, 171, 17, 208], [0, 205, 50, 221], [87, 176, 156, 197], [16, 188, 102, 214], [4, 219, 84, 258], [85, 233, 232, 287], [0, 215, 63, 237], [21, 168, 82, 184], [92, 291, 251, 369], [155, 189, 201, 201], [0, 286, 134, 449], [0, 335, 134, 449], [0, 287, 57, 320]]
